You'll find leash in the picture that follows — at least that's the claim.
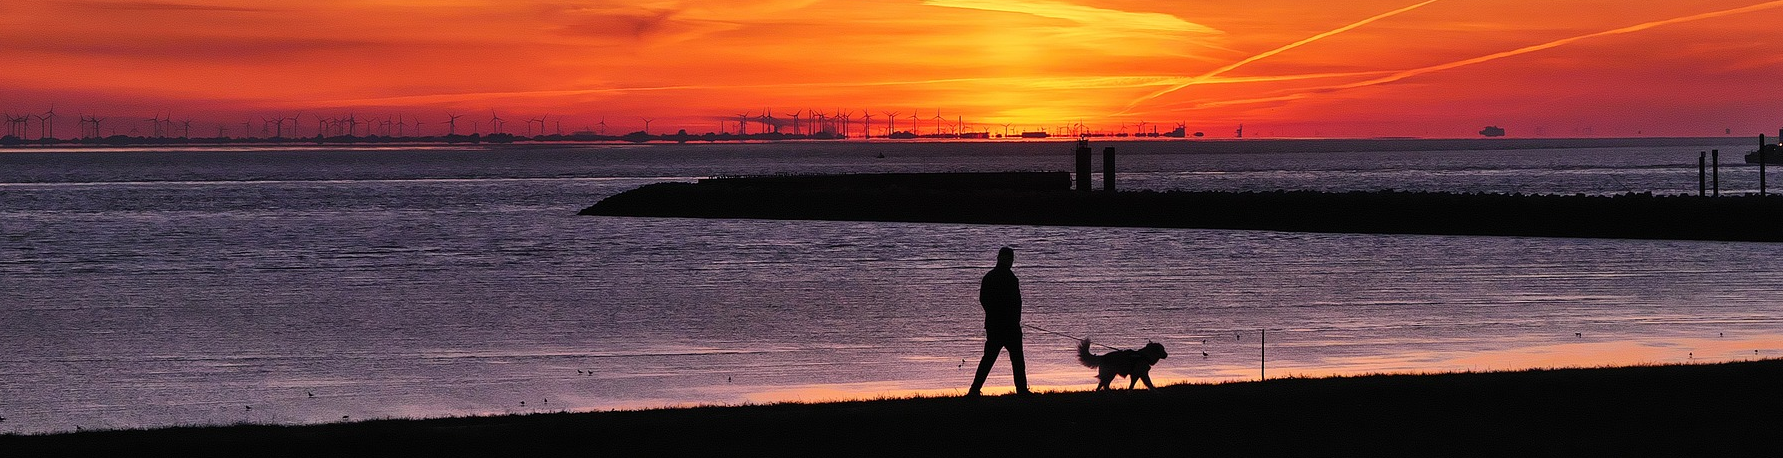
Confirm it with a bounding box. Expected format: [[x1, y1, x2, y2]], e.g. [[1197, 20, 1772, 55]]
[[1023, 323, 1125, 351]]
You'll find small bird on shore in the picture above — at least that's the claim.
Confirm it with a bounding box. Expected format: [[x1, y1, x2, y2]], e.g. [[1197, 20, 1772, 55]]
[[307, 391, 314, 398], [1575, 332, 1582, 338], [1201, 351, 1208, 357]]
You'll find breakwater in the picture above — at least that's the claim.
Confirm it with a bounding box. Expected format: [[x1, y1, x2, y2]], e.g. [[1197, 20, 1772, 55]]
[[581, 172, 1783, 242]]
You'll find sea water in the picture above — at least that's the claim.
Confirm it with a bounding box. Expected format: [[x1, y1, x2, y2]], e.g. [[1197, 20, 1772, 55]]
[[3, 139, 1780, 434]]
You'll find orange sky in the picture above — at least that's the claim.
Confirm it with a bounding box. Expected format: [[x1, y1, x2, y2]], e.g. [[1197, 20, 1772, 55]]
[[5, 0, 1783, 138]]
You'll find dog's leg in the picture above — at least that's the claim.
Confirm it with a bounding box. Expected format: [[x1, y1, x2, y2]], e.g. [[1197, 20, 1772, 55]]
[[1140, 371, 1156, 390]]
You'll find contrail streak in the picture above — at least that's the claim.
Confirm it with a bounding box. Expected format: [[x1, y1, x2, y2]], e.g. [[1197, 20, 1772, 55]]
[[1182, 0, 1783, 111], [1120, 0, 1438, 113]]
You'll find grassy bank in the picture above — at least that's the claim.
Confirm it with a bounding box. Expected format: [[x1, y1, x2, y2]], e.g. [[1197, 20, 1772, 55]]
[[8, 360, 1783, 456], [581, 175, 1783, 242]]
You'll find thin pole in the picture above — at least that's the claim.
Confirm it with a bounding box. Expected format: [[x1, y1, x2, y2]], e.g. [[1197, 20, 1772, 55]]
[[1260, 328, 1267, 381], [1713, 149, 1720, 197], [1761, 134, 1768, 197]]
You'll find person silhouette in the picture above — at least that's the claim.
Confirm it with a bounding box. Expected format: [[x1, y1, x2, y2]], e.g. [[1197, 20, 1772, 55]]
[[968, 246, 1029, 396]]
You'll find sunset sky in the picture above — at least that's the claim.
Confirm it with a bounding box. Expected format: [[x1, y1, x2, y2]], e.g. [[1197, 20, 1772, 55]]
[[6, 0, 1783, 138]]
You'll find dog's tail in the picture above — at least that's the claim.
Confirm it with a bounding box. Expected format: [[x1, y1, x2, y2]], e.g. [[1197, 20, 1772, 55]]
[[1077, 339, 1101, 369]]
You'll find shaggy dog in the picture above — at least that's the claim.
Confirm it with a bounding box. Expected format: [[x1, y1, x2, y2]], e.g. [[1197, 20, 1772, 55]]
[[1077, 339, 1168, 390]]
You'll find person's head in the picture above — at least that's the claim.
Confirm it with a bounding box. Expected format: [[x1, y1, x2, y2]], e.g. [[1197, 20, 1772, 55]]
[[996, 246, 1014, 268]]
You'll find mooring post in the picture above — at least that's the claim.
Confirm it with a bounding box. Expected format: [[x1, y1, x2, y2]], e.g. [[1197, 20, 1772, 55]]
[[1699, 151, 1707, 197], [1762, 134, 1769, 196], [1075, 138, 1092, 192], [1102, 147, 1116, 192], [1713, 149, 1720, 197]]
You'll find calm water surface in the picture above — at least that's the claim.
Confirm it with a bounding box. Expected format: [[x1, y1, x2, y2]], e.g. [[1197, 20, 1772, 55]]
[[4, 139, 1781, 434]]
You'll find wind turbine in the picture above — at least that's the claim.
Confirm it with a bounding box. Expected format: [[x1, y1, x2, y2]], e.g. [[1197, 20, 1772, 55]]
[[860, 112, 873, 138], [837, 110, 853, 138], [1000, 123, 1012, 138], [287, 113, 303, 137], [931, 109, 945, 136], [263, 116, 283, 138], [489, 111, 503, 135], [597, 117, 607, 136], [641, 117, 654, 134], [783, 109, 802, 136], [882, 111, 899, 136], [4, 113, 20, 138], [40, 104, 56, 140], [734, 112, 749, 135], [908, 110, 920, 135], [144, 114, 161, 138], [180, 119, 193, 139], [445, 113, 462, 135]]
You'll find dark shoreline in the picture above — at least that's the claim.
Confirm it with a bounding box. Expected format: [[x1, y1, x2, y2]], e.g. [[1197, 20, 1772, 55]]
[[581, 173, 1783, 242], [8, 360, 1782, 456]]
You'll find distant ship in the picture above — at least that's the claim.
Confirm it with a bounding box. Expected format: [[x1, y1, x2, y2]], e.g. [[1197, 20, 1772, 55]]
[[1479, 126, 1506, 137], [887, 131, 917, 139], [1019, 131, 1049, 138]]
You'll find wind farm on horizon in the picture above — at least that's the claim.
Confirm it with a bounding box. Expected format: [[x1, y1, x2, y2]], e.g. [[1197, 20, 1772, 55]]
[[0, 105, 1210, 146]]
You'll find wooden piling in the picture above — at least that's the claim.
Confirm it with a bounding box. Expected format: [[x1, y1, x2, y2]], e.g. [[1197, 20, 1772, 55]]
[[1102, 147, 1116, 192], [1075, 138, 1092, 192]]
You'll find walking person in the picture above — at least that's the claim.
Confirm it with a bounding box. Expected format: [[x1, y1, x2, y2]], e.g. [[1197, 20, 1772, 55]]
[[968, 246, 1029, 396]]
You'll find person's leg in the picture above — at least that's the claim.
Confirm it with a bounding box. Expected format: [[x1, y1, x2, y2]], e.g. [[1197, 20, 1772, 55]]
[[1007, 337, 1028, 394], [967, 338, 1001, 396]]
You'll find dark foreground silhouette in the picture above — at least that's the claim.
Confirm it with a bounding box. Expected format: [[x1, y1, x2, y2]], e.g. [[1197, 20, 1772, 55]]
[[8, 360, 1783, 456], [968, 246, 1027, 396], [1077, 339, 1168, 390], [583, 173, 1783, 242]]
